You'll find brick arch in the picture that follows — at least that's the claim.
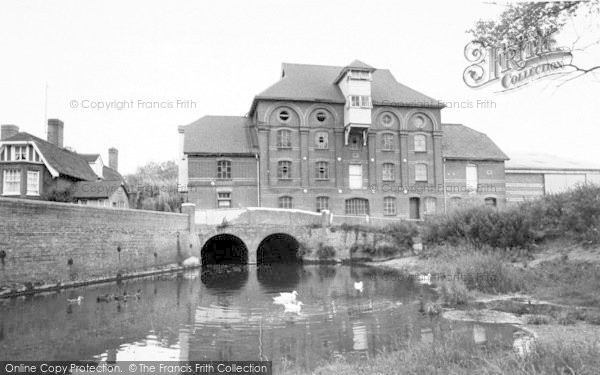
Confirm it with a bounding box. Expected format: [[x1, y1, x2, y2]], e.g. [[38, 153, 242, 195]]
[[263, 102, 304, 127], [200, 233, 248, 264], [256, 232, 301, 264], [304, 104, 339, 127], [371, 108, 402, 130], [405, 110, 439, 131]]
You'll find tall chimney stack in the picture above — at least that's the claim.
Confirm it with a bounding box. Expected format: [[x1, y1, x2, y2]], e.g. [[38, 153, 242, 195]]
[[47, 119, 64, 148], [108, 147, 118, 171], [1, 125, 19, 140]]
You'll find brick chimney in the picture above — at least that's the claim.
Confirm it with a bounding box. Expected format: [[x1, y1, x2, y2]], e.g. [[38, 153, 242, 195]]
[[47, 119, 64, 148], [1, 125, 19, 140], [108, 147, 118, 171]]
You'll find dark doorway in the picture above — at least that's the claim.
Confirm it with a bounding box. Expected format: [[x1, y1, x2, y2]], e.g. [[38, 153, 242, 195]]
[[201, 234, 248, 264], [256, 233, 301, 264], [409, 197, 420, 220], [485, 197, 497, 207]]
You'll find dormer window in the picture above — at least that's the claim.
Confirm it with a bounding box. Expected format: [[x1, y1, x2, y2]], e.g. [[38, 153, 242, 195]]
[[348, 95, 372, 109], [14, 146, 28, 161], [348, 70, 372, 80]]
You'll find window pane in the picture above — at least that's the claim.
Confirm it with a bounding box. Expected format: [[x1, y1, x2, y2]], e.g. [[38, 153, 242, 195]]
[[382, 163, 394, 181], [3, 169, 21, 194], [415, 164, 427, 182], [384, 197, 396, 216], [424, 197, 436, 214], [316, 196, 329, 212], [349, 165, 362, 189], [217, 160, 231, 179], [315, 162, 329, 179], [27, 171, 39, 195], [278, 196, 293, 209], [315, 131, 328, 149], [277, 130, 291, 148], [414, 135, 426, 152], [382, 134, 394, 150], [466, 164, 478, 191], [345, 198, 369, 215], [278, 161, 291, 179]]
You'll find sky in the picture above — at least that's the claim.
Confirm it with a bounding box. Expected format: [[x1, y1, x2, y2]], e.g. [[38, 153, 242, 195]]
[[1, 0, 599, 174]]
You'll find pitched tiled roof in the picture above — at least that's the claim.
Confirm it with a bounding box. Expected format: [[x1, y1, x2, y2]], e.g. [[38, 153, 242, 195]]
[[250, 62, 443, 113], [346, 59, 375, 70], [80, 154, 100, 163], [71, 180, 128, 199], [103, 166, 123, 181], [182, 116, 257, 155], [3, 132, 99, 180], [442, 124, 508, 161]]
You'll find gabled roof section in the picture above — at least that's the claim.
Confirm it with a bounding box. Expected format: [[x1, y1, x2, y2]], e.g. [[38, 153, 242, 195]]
[[346, 59, 375, 70], [71, 180, 128, 199], [2, 132, 99, 180], [442, 124, 509, 161], [81, 154, 101, 163], [102, 166, 124, 181], [250, 62, 443, 114], [182, 115, 257, 155]]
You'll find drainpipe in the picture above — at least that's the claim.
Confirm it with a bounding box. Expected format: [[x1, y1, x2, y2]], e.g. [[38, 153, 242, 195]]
[[256, 153, 261, 207], [443, 158, 447, 215]]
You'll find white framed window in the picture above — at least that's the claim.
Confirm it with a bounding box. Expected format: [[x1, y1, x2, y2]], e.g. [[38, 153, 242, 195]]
[[424, 197, 437, 215], [349, 95, 372, 108], [217, 192, 231, 208], [382, 163, 395, 181], [277, 129, 292, 148], [3, 169, 21, 195], [415, 164, 428, 182], [414, 135, 427, 152], [383, 197, 397, 216], [382, 134, 394, 151], [349, 164, 363, 189], [315, 131, 329, 149], [13, 146, 28, 161], [277, 160, 292, 180], [26, 170, 39, 195], [466, 164, 478, 191], [349, 70, 371, 80], [278, 196, 293, 209], [316, 196, 329, 212], [345, 198, 369, 215], [315, 161, 329, 180]]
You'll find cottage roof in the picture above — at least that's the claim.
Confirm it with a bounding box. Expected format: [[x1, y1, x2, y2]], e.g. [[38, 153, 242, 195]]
[[442, 124, 509, 161], [182, 115, 257, 155]]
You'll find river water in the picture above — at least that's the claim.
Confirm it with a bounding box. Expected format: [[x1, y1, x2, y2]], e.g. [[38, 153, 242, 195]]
[[0, 265, 518, 373]]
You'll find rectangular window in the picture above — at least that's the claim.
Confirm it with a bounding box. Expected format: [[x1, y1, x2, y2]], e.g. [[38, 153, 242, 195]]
[[351, 96, 361, 107], [345, 198, 369, 215], [277, 130, 292, 148], [26, 170, 39, 195], [278, 196, 293, 209], [217, 160, 232, 179], [414, 135, 427, 152], [315, 131, 329, 149], [383, 197, 397, 216], [382, 134, 394, 151], [13, 146, 27, 161], [217, 192, 231, 208], [466, 164, 478, 191], [315, 161, 329, 180], [349, 164, 363, 189], [278, 161, 292, 180], [382, 163, 395, 181], [3, 169, 21, 195], [349, 95, 372, 108], [415, 164, 428, 182], [349, 133, 362, 150], [424, 197, 437, 215], [316, 196, 329, 212]]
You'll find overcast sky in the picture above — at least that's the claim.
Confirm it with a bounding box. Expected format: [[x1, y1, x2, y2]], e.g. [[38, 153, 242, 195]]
[[1, 0, 599, 174]]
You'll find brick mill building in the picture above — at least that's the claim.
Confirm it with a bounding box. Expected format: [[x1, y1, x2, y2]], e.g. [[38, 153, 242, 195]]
[[0, 119, 129, 208], [178, 60, 508, 219]]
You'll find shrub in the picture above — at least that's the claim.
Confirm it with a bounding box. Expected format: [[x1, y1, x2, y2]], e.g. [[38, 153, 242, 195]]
[[316, 243, 336, 260], [440, 279, 469, 305], [42, 187, 72, 202], [382, 221, 419, 252]]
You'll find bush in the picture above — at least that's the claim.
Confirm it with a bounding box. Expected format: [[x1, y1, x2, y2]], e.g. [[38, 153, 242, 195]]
[[440, 279, 469, 305], [316, 243, 336, 260], [382, 221, 419, 252], [42, 187, 72, 202]]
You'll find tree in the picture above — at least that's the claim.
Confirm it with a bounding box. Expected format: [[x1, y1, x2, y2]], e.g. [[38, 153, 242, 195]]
[[468, 1, 600, 85], [124, 160, 183, 212]]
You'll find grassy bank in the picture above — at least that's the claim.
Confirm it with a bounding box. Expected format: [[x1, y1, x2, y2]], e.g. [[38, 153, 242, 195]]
[[287, 337, 600, 375]]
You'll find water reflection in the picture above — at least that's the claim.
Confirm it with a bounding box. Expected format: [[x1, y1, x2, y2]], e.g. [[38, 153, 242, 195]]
[[0, 265, 519, 372]]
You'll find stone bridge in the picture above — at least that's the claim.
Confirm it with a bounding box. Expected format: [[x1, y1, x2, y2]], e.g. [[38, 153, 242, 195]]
[[185, 206, 406, 265]]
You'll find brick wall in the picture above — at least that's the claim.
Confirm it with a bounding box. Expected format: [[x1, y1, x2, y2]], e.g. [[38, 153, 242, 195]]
[[0, 197, 198, 289]]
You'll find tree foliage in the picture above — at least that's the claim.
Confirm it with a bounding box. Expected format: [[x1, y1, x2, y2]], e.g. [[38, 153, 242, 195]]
[[124, 160, 183, 212]]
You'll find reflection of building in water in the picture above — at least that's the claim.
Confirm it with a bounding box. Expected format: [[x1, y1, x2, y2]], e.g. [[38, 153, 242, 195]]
[[473, 324, 486, 344], [352, 321, 368, 351]]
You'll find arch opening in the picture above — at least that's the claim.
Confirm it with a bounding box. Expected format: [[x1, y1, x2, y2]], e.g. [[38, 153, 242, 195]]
[[201, 234, 248, 265], [256, 233, 302, 265]]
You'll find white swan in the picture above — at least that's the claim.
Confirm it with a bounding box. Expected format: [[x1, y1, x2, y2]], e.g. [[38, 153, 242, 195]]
[[67, 296, 83, 304], [418, 274, 432, 285], [283, 301, 303, 314], [273, 290, 298, 304], [354, 281, 364, 293]]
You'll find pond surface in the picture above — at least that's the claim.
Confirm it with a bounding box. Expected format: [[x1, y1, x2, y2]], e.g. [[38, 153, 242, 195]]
[[0, 265, 518, 372]]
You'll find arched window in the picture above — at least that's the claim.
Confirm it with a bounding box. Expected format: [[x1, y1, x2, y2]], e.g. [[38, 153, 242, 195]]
[[345, 198, 369, 216], [315, 161, 329, 179], [415, 163, 428, 182], [217, 160, 231, 179], [316, 196, 329, 212], [414, 135, 426, 152], [277, 129, 291, 148], [278, 196, 293, 209], [383, 197, 396, 216], [277, 161, 292, 180]]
